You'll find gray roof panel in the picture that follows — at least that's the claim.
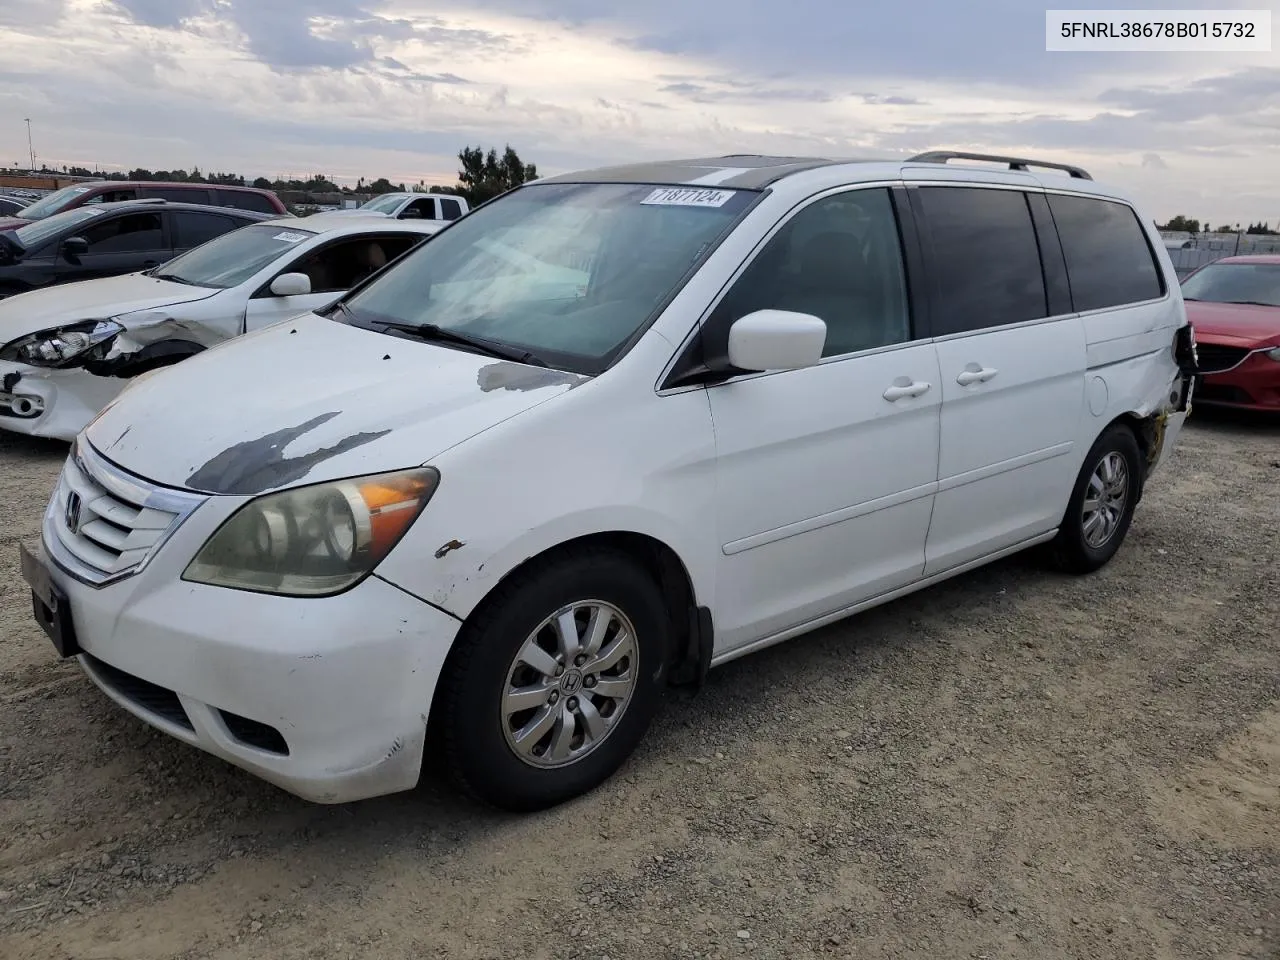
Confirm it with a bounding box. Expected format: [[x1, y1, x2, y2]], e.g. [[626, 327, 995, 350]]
[[537, 155, 890, 190]]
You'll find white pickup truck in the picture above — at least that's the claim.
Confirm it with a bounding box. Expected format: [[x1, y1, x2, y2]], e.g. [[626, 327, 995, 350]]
[[329, 192, 469, 223]]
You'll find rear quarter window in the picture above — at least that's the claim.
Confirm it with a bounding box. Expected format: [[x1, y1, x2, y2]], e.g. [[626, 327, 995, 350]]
[[144, 186, 213, 204], [1046, 194, 1165, 312]]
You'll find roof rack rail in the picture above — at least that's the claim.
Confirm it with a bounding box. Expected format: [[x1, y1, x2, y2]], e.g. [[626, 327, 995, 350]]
[[907, 150, 1092, 180]]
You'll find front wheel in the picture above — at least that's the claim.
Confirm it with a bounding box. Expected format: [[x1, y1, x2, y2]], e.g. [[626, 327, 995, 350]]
[[1048, 425, 1143, 574], [435, 548, 669, 811]]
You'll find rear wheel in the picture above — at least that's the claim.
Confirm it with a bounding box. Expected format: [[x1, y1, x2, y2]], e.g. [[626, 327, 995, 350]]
[[436, 548, 669, 811], [1048, 425, 1143, 574]]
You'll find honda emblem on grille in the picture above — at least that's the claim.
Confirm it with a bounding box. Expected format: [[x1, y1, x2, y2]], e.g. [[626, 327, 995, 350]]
[[64, 492, 82, 535]]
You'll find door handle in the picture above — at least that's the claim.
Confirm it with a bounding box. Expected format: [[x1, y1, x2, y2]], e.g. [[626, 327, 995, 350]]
[[883, 381, 932, 401], [956, 366, 998, 386]]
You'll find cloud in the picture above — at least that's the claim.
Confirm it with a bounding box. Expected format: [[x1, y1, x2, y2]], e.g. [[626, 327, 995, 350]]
[[0, 0, 70, 29], [861, 94, 926, 106], [3, 0, 1279, 228]]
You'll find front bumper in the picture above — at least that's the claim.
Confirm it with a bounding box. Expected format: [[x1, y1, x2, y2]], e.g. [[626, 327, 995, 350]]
[[0, 360, 124, 441], [1196, 350, 1280, 411], [30, 536, 461, 804]]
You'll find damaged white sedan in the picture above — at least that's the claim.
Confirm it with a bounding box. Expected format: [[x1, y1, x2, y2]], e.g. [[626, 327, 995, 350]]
[[0, 214, 443, 440]]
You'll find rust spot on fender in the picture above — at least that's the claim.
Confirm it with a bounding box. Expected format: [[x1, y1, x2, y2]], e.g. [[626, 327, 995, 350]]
[[434, 539, 465, 559]]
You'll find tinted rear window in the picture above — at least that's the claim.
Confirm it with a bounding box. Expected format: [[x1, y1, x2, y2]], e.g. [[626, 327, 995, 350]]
[[917, 187, 1048, 335], [173, 211, 239, 248], [1047, 194, 1165, 311], [146, 187, 212, 204], [218, 190, 278, 214], [440, 198, 463, 220]]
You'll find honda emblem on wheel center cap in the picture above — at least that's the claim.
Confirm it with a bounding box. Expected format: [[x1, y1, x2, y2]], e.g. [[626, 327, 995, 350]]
[[560, 669, 584, 695]]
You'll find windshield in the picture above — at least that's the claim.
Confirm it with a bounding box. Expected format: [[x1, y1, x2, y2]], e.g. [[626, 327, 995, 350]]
[[339, 182, 758, 373], [152, 223, 318, 289], [1182, 262, 1280, 307], [360, 195, 406, 214], [12, 206, 106, 250], [16, 185, 95, 221]]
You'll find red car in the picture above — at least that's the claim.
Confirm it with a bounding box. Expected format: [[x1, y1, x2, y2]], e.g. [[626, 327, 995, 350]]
[[1181, 254, 1280, 411], [0, 181, 287, 232]]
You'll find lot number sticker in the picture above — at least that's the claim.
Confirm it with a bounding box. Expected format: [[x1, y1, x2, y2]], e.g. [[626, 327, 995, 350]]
[[272, 231, 310, 243], [641, 187, 735, 208]]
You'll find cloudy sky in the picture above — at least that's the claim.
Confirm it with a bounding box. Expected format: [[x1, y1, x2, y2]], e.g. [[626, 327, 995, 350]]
[[1, 0, 1277, 224]]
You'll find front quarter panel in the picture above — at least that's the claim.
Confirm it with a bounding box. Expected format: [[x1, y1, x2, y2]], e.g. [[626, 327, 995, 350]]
[[374, 334, 720, 622]]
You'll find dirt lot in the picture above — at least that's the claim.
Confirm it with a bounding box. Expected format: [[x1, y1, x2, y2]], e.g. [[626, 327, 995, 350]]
[[0, 412, 1277, 960]]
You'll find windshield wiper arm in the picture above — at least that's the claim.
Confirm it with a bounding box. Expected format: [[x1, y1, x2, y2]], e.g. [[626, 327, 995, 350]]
[[151, 271, 197, 286], [374, 319, 549, 367]]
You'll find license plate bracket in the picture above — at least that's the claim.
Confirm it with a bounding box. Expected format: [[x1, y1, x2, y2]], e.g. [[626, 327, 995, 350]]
[[18, 542, 82, 658]]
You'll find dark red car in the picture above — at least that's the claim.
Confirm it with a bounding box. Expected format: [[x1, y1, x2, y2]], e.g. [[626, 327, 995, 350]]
[[0, 181, 287, 232], [1181, 254, 1280, 411]]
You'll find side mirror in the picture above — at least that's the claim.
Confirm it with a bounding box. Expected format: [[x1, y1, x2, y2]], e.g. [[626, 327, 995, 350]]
[[726, 309, 826, 372], [61, 236, 89, 263], [270, 272, 312, 297]]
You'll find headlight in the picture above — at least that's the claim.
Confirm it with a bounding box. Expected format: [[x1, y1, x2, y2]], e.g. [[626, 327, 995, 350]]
[[0, 319, 123, 367], [1267, 347, 1280, 362], [183, 468, 440, 597]]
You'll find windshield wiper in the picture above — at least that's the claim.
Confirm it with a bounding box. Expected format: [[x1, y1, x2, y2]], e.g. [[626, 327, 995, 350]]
[[369, 316, 549, 367], [1222, 300, 1276, 307], [329, 303, 550, 367], [150, 271, 198, 286]]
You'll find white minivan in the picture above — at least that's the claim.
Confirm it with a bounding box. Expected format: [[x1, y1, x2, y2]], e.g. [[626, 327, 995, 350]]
[[21, 151, 1197, 811]]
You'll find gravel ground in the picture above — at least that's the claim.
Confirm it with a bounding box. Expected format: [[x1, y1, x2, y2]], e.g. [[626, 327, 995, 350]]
[[1, 411, 1277, 960]]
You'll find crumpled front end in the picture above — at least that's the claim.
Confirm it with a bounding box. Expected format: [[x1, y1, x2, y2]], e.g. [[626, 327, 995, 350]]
[[0, 360, 125, 441], [0, 312, 229, 441]]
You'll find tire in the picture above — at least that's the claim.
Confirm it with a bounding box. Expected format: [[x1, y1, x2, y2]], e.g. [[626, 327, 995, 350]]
[[1048, 424, 1144, 574], [436, 547, 669, 812]]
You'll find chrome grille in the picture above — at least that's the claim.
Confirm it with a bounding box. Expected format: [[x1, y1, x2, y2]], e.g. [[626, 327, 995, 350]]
[[43, 438, 207, 586]]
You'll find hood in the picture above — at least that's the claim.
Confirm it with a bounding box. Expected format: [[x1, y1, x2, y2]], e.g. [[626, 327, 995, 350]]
[[0, 216, 30, 232], [0, 273, 218, 343], [85, 312, 587, 496], [1186, 300, 1280, 348]]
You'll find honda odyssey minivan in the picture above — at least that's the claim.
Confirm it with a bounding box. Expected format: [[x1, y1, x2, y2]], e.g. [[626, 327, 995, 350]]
[[20, 151, 1197, 812]]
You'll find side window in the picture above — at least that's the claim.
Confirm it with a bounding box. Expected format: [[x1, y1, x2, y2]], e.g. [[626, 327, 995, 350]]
[[173, 212, 237, 248], [710, 188, 911, 358], [282, 235, 421, 294], [1047, 194, 1165, 311], [400, 198, 436, 220], [220, 190, 276, 214], [440, 198, 463, 221], [916, 187, 1048, 335], [80, 213, 164, 253], [88, 189, 139, 204], [145, 187, 209, 204]]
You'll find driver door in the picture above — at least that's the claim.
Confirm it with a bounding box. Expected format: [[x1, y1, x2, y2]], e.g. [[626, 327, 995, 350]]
[[54, 211, 168, 283]]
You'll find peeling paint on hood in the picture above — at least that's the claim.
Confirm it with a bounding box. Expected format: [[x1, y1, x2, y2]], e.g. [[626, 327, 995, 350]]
[[185, 412, 392, 495], [85, 312, 582, 495], [476, 362, 585, 393]]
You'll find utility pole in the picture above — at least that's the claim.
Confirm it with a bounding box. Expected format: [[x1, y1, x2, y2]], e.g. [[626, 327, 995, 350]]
[[23, 118, 34, 171]]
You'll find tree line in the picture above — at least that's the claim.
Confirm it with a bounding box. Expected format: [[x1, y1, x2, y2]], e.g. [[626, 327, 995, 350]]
[[1159, 215, 1277, 235], [17, 145, 539, 207]]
